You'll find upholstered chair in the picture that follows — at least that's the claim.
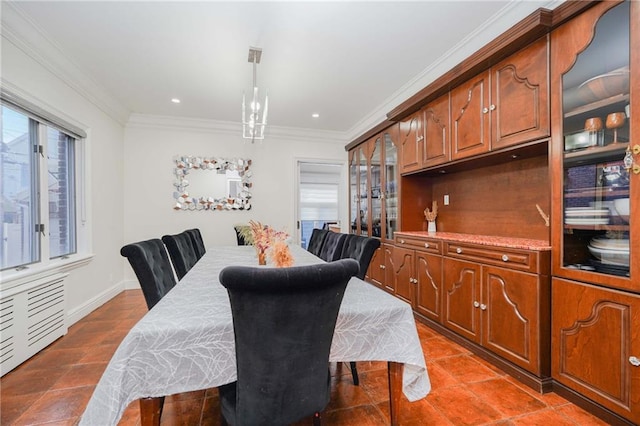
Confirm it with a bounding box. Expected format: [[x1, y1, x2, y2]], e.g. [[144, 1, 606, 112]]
[[185, 228, 206, 260], [161, 232, 199, 280], [218, 258, 359, 426], [340, 234, 381, 280], [339, 234, 382, 385], [307, 228, 329, 257], [318, 232, 347, 262], [120, 239, 177, 310]]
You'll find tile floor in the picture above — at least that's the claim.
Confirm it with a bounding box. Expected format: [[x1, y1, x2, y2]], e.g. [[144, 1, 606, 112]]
[[1, 289, 610, 425]]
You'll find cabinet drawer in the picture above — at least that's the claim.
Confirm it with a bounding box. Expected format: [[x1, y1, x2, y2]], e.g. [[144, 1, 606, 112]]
[[395, 235, 442, 254], [445, 242, 538, 273]]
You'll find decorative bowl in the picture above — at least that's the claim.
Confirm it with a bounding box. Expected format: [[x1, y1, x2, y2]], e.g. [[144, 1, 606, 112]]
[[578, 68, 629, 103], [613, 198, 630, 223]]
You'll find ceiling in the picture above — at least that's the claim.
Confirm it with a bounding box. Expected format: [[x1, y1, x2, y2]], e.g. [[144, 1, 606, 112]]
[[3, 1, 556, 138]]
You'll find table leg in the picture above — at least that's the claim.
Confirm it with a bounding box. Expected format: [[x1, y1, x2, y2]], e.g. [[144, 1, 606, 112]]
[[139, 396, 164, 426], [388, 361, 403, 426]]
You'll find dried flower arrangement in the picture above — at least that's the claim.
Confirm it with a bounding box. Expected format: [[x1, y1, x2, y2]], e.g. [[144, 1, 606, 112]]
[[247, 220, 293, 267], [423, 201, 438, 222]]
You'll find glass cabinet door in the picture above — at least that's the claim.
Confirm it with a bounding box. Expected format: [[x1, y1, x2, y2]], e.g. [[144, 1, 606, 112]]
[[349, 150, 359, 235], [384, 131, 398, 241], [358, 147, 369, 237], [370, 136, 382, 238], [560, 1, 630, 278]]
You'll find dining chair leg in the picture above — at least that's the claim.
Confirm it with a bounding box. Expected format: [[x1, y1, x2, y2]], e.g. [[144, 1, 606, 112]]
[[139, 396, 164, 426], [349, 361, 359, 386]]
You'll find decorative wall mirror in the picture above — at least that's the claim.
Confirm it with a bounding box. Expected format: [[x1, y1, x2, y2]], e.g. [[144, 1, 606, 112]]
[[173, 156, 252, 211]]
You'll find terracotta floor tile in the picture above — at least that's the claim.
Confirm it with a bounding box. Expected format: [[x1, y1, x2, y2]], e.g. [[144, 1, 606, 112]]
[[326, 373, 373, 410], [424, 361, 461, 389], [504, 376, 569, 406], [118, 400, 141, 426], [0, 392, 46, 424], [376, 397, 454, 425], [555, 403, 612, 425], [12, 386, 93, 425], [19, 346, 88, 371], [467, 378, 546, 417], [0, 366, 70, 396], [422, 336, 467, 360], [435, 354, 501, 383], [510, 408, 579, 425], [324, 405, 388, 426], [77, 343, 119, 364], [359, 368, 391, 404], [428, 385, 503, 425], [50, 362, 108, 390]]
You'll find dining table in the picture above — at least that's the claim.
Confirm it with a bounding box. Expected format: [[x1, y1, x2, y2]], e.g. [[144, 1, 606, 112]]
[[80, 245, 430, 425]]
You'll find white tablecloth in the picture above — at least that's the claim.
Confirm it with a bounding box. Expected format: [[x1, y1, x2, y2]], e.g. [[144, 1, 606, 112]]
[[80, 246, 430, 425]]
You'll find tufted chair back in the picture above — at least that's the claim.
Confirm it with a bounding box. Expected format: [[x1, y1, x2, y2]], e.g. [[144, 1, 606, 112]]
[[318, 232, 347, 262], [162, 232, 199, 280], [218, 258, 359, 426], [120, 239, 177, 310], [307, 228, 329, 257], [340, 235, 381, 280], [185, 228, 206, 260]]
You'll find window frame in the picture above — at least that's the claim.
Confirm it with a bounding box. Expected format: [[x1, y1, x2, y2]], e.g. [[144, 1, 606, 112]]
[[0, 90, 92, 287]]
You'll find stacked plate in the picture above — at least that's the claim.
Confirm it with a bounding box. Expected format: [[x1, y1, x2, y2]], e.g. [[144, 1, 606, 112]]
[[565, 207, 610, 225], [588, 236, 630, 267]]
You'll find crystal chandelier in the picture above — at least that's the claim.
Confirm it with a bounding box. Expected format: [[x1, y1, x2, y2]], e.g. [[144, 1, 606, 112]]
[[242, 47, 268, 143]]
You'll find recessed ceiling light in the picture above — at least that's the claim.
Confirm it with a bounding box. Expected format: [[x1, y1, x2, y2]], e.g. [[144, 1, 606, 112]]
[[171, 98, 181, 104], [312, 113, 320, 118]]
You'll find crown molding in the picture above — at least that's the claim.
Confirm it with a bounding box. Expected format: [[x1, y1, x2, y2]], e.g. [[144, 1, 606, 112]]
[[1, 1, 130, 126], [126, 113, 347, 145]]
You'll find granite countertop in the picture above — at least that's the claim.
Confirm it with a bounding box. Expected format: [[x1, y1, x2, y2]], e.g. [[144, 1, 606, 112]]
[[395, 231, 551, 251]]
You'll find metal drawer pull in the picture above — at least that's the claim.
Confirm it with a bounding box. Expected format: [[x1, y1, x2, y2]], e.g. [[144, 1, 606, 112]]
[[482, 107, 489, 114], [502, 255, 509, 262], [489, 104, 496, 111], [480, 304, 487, 311], [473, 301, 480, 308], [400, 239, 405, 244], [380, 264, 385, 269], [456, 248, 462, 254], [424, 243, 429, 248], [630, 356, 640, 367]]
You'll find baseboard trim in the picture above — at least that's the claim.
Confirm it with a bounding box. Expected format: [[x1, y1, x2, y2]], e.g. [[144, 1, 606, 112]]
[[552, 382, 636, 426], [66, 281, 125, 327]]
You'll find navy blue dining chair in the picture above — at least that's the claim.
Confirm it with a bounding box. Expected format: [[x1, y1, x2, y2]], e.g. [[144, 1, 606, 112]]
[[218, 259, 359, 426]]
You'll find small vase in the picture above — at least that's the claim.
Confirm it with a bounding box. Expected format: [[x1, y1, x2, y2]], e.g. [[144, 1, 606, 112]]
[[258, 250, 266, 265], [427, 221, 436, 233]]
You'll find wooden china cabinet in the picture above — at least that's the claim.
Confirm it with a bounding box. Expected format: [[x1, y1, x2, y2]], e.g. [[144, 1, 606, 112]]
[[348, 125, 400, 285], [451, 36, 549, 160], [550, 1, 639, 424]]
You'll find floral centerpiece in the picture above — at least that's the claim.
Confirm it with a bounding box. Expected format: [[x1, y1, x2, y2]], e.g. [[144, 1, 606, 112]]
[[247, 220, 293, 267]]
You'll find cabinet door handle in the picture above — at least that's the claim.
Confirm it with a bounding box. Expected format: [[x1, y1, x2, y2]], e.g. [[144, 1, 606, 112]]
[[399, 239, 405, 244], [489, 104, 496, 111], [424, 243, 429, 248], [380, 264, 385, 270], [630, 356, 640, 367], [473, 301, 480, 308], [482, 107, 489, 114], [456, 247, 462, 254], [501, 254, 509, 262], [480, 304, 487, 311], [417, 135, 424, 141]]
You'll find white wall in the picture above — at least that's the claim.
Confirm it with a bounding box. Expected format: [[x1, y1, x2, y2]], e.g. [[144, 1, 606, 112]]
[[1, 28, 127, 322], [122, 115, 347, 283]]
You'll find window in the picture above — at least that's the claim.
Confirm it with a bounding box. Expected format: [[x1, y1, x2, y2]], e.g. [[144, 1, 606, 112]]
[[1, 101, 81, 271]]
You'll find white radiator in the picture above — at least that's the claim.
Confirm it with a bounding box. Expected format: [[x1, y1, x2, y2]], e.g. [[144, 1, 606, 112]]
[[1, 273, 68, 376]]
